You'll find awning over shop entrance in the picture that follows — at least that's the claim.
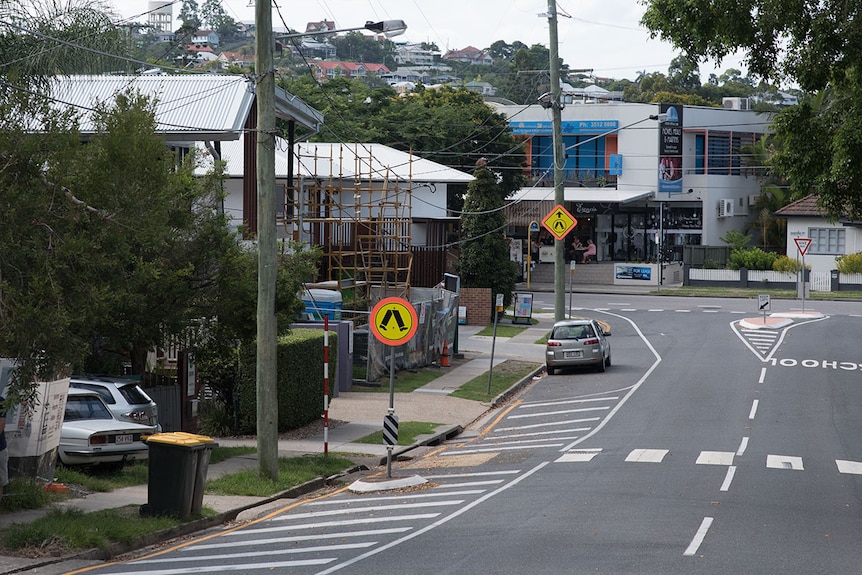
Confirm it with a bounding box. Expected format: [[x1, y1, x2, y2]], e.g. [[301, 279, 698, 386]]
[[511, 188, 654, 204]]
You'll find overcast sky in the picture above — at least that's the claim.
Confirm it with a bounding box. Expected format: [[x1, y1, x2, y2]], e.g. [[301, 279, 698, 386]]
[[115, 0, 747, 81]]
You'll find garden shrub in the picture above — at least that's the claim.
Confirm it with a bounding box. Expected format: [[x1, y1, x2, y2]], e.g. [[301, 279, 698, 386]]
[[728, 247, 778, 270], [772, 255, 809, 272], [836, 252, 862, 274], [236, 329, 337, 435]]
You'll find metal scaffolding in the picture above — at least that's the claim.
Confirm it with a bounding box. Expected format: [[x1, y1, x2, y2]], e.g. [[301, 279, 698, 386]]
[[282, 143, 414, 315]]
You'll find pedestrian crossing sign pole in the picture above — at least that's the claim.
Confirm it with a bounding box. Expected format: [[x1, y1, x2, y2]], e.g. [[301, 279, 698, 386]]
[[370, 297, 418, 477]]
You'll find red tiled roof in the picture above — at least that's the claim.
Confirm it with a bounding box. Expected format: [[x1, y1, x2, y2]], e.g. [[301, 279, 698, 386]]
[[774, 195, 828, 217]]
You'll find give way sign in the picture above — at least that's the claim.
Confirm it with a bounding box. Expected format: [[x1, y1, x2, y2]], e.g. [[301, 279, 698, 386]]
[[794, 237, 812, 256]]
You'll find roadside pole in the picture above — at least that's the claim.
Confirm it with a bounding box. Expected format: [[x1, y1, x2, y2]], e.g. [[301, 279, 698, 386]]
[[487, 294, 504, 395]]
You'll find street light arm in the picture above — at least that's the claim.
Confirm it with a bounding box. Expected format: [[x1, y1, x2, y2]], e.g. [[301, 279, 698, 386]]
[[276, 19, 407, 40]]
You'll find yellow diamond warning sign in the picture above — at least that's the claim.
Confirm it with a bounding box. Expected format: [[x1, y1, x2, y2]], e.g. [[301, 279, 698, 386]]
[[542, 204, 578, 241], [370, 297, 418, 346]]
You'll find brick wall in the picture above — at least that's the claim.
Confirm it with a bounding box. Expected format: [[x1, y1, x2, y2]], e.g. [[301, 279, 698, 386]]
[[460, 287, 492, 325]]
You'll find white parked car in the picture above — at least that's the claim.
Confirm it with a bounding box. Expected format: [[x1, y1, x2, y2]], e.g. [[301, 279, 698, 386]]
[[59, 388, 156, 467]]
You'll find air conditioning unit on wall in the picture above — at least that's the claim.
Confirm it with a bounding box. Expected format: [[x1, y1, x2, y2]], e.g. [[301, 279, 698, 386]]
[[718, 199, 735, 218]]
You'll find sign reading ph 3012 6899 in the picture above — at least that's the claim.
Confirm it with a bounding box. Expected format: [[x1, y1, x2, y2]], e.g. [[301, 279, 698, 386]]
[[370, 297, 418, 346]]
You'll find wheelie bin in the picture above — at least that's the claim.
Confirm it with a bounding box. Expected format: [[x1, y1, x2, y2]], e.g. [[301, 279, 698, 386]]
[[140, 432, 218, 518]]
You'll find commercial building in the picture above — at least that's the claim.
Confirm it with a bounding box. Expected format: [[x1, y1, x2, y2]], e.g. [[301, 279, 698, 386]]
[[495, 101, 772, 264]]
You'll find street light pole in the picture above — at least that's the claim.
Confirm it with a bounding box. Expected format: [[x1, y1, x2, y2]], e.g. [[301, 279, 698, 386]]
[[547, 0, 566, 322]]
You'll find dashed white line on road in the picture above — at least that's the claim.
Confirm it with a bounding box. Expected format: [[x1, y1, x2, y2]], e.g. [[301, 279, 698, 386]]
[[720, 466, 737, 492], [737, 437, 749, 456], [749, 399, 759, 419], [684, 517, 714, 556]]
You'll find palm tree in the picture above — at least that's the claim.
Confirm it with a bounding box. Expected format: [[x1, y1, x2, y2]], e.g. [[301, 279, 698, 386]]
[[0, 0, 125, 86], [739, 134, 788, 251]]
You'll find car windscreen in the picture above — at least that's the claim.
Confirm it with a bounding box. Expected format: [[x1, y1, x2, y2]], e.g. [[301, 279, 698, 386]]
[[553, 325, 593, 339], [65, 396, 113, 421], [70, 383, 115, 404], [118, 384, 153, 405]]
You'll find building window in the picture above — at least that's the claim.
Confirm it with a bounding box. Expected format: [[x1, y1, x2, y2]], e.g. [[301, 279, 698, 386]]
[[694, 134, 705, 174], [695, 131, 756, 175], [808, 227, 845, 255]]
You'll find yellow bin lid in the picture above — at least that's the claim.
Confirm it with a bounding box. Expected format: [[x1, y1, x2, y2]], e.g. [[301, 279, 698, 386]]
[[143, 432, 216, 447]]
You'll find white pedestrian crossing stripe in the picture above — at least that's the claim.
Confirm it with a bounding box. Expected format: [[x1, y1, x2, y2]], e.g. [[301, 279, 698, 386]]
[[625, 449, 669, 463], [696, 451, 735, 465], [555, 448, 602, 463], [836, 460, 862, 475], [766, 454, 804, 470]]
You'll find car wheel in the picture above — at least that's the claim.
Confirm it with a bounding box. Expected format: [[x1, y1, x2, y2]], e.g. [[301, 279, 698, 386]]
[[546, 364, 555, 375], [606, 353, 612, 367], [598, 355, 606, 372]]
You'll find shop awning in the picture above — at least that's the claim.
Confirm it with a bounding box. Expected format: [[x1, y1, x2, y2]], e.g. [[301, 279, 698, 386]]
[[511, 187, 654, 204]]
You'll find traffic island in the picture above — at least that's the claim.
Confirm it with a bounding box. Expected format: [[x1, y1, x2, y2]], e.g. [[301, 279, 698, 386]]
[[348, 474, 427, 493]]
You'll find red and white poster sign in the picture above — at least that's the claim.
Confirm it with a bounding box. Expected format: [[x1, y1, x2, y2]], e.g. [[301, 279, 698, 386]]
[[794, 237, 812, 256]]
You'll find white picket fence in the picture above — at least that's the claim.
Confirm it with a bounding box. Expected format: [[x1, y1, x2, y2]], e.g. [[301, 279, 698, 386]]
[[689, 269, 839, 292]]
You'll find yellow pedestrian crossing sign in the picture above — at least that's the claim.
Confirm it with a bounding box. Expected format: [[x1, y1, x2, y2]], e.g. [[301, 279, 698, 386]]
[[370, 297, 418, 346], [542, 204, 578, 240]]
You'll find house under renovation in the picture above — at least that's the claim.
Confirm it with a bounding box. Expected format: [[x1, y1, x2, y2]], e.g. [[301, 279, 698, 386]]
[[201, 137, 473, 314]]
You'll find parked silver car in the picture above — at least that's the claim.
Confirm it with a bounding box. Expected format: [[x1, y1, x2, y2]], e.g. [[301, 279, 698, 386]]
[[69, 376, 160, 431], [545, 318, 611, 375], [59, 388, 155, 467]]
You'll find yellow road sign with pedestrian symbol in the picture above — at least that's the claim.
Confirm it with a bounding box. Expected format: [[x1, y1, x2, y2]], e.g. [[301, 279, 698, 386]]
[[542, 204, 578, 241], [370, 297, 418, 346]]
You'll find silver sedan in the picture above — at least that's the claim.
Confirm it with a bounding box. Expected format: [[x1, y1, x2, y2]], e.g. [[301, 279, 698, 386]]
[[545, 318, 611, 375]]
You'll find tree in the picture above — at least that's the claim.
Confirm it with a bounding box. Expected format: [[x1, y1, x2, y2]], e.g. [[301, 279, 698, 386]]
[[641, 0, 862, 218], [200, 0, 236, 39], [0, 0, 125, 79], [667, 55, 701, 92], [458, 166, 518, 318], [279, 78, 526, 208], [177, 0, 201, 34], [330, 32, 396, 67]]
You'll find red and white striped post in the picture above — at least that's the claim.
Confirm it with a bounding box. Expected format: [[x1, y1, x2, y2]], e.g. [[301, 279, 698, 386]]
[[323, 315, 329, 455]]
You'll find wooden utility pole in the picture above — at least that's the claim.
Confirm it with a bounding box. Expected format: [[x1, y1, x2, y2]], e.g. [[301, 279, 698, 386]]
[[255, 0, 278, 480], [547, 0, 566, 322]]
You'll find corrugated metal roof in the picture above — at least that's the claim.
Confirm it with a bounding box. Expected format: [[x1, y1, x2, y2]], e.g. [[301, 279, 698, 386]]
[[200, 136, 474, 183], [47, 75, 322, 141]]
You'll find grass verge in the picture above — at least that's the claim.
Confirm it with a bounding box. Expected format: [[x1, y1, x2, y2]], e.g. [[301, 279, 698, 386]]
[[450, 360, 541, 402], [205, 454, 355, 497], [0, 506, 185, 554], [356, 364, 447, 392], [353, 421, 444, 446]]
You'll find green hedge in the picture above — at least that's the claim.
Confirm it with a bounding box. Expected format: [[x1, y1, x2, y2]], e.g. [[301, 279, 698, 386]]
[[236, 329, 338, 434]]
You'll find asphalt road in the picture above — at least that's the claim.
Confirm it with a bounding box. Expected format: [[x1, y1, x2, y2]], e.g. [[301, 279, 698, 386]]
[[75, 294, 862, 575]]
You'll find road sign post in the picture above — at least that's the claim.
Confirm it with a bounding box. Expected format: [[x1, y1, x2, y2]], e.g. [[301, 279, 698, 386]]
[[370, 297, 418, 477], [794, 237, 812, 313], [487, 294, 504, 395], [758, 294, 771, 324]]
